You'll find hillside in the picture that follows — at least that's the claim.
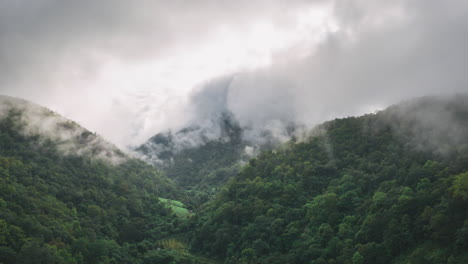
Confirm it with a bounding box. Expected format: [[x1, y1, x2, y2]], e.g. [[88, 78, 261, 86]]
[[136, 111, 300, 205], [0, 96, 207, 264], [189, 95, 468, 264], [137, 112, 246, 190], [1, 94, 467, 264]]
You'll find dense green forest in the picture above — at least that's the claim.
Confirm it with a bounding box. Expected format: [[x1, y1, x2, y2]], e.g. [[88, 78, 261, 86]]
[[0, 103, 209, 264], [136, 112, 251, 207], [189, 96, 468, 263], [137, 112, 246, 191], [136, 112, 299, 207], [1, 95, 467, 264]]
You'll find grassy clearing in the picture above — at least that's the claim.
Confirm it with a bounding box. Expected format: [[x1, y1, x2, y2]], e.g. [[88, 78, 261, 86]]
[[159, 197, 185, 208], [159, 197, 191, 218]]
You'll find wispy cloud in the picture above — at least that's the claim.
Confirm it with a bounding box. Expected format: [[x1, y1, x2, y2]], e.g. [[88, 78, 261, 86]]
[[1, 0, 467, 149]]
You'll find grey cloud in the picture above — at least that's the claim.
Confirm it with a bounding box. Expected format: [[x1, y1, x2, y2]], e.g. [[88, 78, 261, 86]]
[[180, 0, 468, 146], [377, 94, 468, 156], [189, 76, 233, 124], [0, 0, 317, 89], [0, 0, 323, 148], [1, 0, 468, 150]]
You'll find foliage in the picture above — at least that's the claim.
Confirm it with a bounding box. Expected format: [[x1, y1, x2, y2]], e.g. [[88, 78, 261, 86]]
[[159, 198, 192, 218], [190, 103, 468, 263], [2, 95, 468, 264], [137, 112, 269, 207], [0, 108, 208, 263]]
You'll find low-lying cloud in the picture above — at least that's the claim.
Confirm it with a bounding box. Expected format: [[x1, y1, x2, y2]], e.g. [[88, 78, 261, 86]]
[[377, 94, 468, 156], [179, 0, 468, 146], [1, 0, 468, 150], [0, 96, 127, 164]]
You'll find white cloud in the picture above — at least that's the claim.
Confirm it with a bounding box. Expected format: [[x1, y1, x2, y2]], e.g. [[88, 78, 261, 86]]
[[0, 0, 331, 148], [1, 0, 468, 150]]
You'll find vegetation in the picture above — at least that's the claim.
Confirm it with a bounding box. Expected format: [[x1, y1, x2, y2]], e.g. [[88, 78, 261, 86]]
[[137, 112, 297, 207], [159, 198, 191, 218], [1, 95, 467, 263], [137, 112, 249, 206], [190, 97, 468, 263], [0, 107, 209, 264]]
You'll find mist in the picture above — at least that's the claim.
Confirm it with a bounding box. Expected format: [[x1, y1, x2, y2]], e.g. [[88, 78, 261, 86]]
[[377, 94, 468, 156], [172, 0, 468, 148], [1, 0, 468, 150], [0, 96, 126, 164]]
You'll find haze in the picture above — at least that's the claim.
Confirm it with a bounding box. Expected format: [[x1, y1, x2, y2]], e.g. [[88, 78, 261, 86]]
[[1, 0, 467, 149]]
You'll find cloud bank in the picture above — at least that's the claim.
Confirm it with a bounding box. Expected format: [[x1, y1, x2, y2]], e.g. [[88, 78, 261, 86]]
[[183, 0, 468, 144], [1, 0, 467, 149]]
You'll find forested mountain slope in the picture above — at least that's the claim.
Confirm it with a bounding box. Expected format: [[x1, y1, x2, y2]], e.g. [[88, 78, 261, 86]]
[[136, 112, 300, 206], [2, 94, 467, 264], [0, 96, 205, 264], [190, 95, 468, 264], [137, 112, 247, 194]]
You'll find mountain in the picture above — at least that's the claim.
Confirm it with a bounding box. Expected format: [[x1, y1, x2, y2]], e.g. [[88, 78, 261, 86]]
[[0, 96, 208, 264], [0, 96, 127, 164], [189, 94, 468, 264], [136, 111, 301, 205], [135, 112, 250, 206], [2, 94, 467, 264]]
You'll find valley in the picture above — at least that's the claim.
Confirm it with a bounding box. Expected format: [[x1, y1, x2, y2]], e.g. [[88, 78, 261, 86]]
[[0, 95, 466, 263]]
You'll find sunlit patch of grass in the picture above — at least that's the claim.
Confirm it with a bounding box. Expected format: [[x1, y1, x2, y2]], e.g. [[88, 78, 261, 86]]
[[159, 198, 191, 218]]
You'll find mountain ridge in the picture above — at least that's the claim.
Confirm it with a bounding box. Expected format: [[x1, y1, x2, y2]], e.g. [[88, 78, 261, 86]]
[[0, 95, 126, 164], [0, 93, 467, 263], [0, 95, 210, 263], [189, 94, 468, 264]]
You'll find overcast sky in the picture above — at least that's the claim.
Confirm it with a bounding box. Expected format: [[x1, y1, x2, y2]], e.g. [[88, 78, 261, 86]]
[[1, 0, 467, 149]]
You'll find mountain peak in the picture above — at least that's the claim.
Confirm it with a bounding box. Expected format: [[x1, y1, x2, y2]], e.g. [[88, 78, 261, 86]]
[[0, 95, 126, 164]]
